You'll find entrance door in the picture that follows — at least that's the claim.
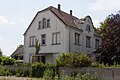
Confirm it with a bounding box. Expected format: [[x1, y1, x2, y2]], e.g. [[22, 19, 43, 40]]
[[41, 56, 45, 64]]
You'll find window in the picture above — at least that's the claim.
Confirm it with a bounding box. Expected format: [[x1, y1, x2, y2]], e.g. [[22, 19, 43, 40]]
[[95, 39, 99, 49], [86, 24, 91, 31], [52, 32, 61, 45], [86, 36, 91, 48], [75, 33, 80, 45], [29, 36, 36, 47], [41, 34, 46, 45], [47, 19, 50, 27], [38, 21, 41, 29], [42, 18, 46, 28]]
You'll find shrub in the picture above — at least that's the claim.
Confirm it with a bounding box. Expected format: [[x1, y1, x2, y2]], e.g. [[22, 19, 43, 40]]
[[1, 57, 15, 65], [0, 57, 2, 65], [56, 53, 93, 67], [32, 62, 45, 78]]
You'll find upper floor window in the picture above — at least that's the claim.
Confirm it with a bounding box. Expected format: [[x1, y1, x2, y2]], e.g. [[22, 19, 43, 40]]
[[38, 18, 50, 30], [52, 32, 61, 45], [75, 33, 80, 45], [86, 36, 91, 48], [47, 19, 50, 27], [95, 39, 99, 49], [42, 18, 46, 28], [41, 34, 46, 46], [86, 24, 91, 31], [38, 21, 41, 29], [29, 36, 36, 47]]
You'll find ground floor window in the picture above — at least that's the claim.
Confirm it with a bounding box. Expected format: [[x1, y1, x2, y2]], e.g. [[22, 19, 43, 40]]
[[32, 55, 45, 63]]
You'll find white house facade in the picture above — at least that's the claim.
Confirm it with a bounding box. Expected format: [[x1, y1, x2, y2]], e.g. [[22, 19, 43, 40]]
[[23, 4, 101, 63]]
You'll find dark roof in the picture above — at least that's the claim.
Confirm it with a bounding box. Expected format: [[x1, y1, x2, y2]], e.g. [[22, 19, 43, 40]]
[[50, 6, 79, 28], [11, 45, 24, 57], [24, 6, 96, 35]]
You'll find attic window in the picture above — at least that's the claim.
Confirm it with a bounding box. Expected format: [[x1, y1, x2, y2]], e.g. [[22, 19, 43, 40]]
[[42, 18, 46, 28], [86, 24, 91, 31]]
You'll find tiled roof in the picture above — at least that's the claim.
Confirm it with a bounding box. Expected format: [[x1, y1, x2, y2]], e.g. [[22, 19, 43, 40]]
[[49, 6, 80, 28], [11, 45, 24, 57]]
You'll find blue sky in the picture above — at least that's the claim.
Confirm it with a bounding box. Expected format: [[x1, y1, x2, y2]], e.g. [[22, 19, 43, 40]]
[[0, 0, 120, 56]]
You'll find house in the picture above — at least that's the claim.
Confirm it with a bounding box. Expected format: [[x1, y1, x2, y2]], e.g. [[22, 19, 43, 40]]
[[11, 45, 24, 62], [23, 4, 101, 63]]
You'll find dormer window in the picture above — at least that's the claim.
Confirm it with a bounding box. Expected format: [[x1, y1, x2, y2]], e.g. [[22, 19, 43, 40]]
[[86, 24, 91, 31], [42, 18, 46, 28]]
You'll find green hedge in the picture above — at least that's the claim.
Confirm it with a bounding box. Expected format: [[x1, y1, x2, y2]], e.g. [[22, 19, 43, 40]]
[[0, 56, 15, 65]]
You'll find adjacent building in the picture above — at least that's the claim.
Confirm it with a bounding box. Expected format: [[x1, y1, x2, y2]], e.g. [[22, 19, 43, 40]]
[[11, 45, 24, 62]]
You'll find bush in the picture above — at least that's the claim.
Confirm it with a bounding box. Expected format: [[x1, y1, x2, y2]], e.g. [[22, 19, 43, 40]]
[[0, 57, 2, 65], [56, 53, 93, 67], [32, 62, 45, 78], [0, 57, 15, 65]]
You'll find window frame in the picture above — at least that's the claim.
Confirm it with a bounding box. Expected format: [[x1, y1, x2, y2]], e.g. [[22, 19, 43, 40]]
[[47, 19, 50, 27], [86, 24, 91, 32], [75, 33, 80, 46], [95, 39, 99, 49], [42, 18, 46, 28], [52, 32, 61, 45], [38, 21, 41, 29], [29, 36, 36, 47], [86, 36, 91, 48], [41, 34, 46, 46]]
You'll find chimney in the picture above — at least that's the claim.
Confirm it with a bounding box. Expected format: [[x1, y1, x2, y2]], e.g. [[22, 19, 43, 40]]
[[58, 4, 61, 10], [70, 10, 72, 16]]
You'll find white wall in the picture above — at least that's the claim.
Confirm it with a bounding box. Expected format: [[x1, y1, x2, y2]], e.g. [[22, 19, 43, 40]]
[[24, 10, 68, 63], [69, 16, 101, 54]]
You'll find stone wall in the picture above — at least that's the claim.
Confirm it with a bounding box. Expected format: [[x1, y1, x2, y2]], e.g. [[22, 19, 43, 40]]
[[58, 67, 120, 80]]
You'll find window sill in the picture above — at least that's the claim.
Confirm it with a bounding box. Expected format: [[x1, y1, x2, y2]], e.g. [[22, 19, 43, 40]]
[[37, 26, 51, 30], [51, 43, 61, 45], [86, 46, 91, 48], [41, 44, 46, 46], [29, 46, 34, 47], [74, 44, 81, 46]]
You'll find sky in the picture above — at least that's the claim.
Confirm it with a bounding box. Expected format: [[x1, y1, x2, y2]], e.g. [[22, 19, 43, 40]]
[[0, 0, 120, 56]]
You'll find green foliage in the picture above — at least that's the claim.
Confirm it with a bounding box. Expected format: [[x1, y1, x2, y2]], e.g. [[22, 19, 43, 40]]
[[0, 57, 2, 64], [34, 39, 41, 54], [1, 57, 15, 65], [0, 56, 15, 65], [32, 62, 45, 77], [0, 48, 2, 56], [95, 11, 120, 65], [56, 53, 93, 67]]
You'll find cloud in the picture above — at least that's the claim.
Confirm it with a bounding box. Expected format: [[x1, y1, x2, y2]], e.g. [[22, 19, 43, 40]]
[[88, 0, 120, 12], [0, 36, 4, 41], [93, 19, 100, 28], [0, 16, 16, 26], [19, 18, 26, 23]]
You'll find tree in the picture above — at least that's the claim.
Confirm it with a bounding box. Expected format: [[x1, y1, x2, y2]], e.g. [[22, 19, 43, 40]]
[[95, 11, 120, 65], [0, 48, 2, 56], [34, 39, 41, 54]]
